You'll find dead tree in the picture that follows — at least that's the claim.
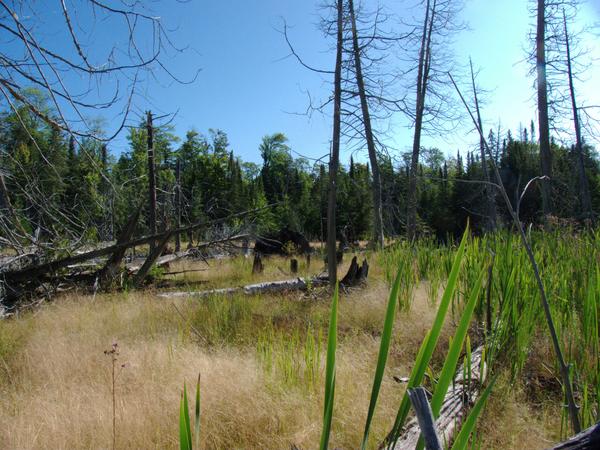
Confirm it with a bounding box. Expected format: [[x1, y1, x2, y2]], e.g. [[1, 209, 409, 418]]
[[470, 58, 497, 231], [536, 0, 554, 215], [348, 0, 384, 248], [0, 1, 197, 262], [147, 111, 158, 252], [405, 0, 464, 240], [327, 0, 344, 288], [562, 10, 593, 222], [175, 158, 182, 251]]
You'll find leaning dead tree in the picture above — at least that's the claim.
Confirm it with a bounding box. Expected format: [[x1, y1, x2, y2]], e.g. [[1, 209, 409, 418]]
[[347, 0, 384, 248]]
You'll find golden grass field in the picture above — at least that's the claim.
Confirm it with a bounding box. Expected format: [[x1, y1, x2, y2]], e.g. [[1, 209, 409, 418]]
[[0, 254, 561, 449]]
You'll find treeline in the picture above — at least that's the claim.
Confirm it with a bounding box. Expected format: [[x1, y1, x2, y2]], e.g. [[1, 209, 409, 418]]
[[1, 95, 599, 246]]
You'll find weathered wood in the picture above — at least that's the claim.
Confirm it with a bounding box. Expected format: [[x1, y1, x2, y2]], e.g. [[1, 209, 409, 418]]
[[340, 256, 369, 287], [126, 251, 189, 274], [133, 231, 172, 287], [157, 257, 369, 300], [98, 207, 140, 289], [389, 347, 485, 450], [156, 277, 329, 299], [252, 253, 263, 274], [146, 110, 158, 252], [550, 423, 600, 450], [290, 258, 298, 274], [3, 212, 259, 285], [407, 387, 443, 450]]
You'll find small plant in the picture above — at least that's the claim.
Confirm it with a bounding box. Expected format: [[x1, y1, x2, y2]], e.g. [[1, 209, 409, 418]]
[[179, 374, 201, 450], [104, 342, 127, 450]]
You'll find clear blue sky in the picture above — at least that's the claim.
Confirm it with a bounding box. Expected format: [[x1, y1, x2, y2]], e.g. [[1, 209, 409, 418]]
[[20, 0, 600, 165]]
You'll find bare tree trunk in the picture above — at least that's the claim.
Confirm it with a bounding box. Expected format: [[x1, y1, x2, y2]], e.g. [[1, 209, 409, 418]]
[[175, 158, 182, 251], [327, 0, 343, 288], [563, 11, 593, 223], [146, 111, 157, 252], [537, 0, 553, 216], [470, 58, 497, 231], [348, 0, 384, 248], [407, 0, 435, 241]]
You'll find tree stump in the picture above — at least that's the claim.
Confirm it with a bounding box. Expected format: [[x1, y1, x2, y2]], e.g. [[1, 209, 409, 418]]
[[290, 258, 298, 274], [252, 253, 264, 274]]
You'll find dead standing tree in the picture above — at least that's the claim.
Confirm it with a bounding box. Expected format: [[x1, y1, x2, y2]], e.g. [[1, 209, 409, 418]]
[[347, 0, 384, 248], [283, 1, 408, 251], [469, 58, 497, 231], [536, 0, 554, 216], [404, 0, 464, 241], [327, 0, 344, 287], [146, 111, 158, 253], [562, 9, 593, 222]]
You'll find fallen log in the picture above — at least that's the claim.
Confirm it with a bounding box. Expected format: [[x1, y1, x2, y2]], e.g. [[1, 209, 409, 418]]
[[156, 277, 329, 299], [2, 210, 266, 285], [156, 258, 369, 299], [388, 346, 485, 450]]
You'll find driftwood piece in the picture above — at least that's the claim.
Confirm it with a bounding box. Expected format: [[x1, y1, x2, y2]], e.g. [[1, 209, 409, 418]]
[[390, 347, 485, 450], [407, 387, 443, 450], [550, 423, 600, 450]]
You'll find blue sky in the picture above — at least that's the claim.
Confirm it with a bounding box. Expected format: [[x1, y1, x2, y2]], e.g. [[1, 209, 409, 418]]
[[12, 0, 600, 165]]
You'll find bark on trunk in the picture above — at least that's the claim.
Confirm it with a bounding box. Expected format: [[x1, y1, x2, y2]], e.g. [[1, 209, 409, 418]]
[[327, 0, 343, 287], [563, 11, 593, 223], [537, 0, 553, 216], [175, 158, 182, 251], [348, 0, 385, 248], [147, 111, 158, 252], [407, 0, 435, 241], [470, 59, 497, 231]]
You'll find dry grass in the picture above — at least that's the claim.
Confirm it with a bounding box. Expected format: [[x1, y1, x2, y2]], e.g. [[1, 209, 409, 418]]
[[0, 255, 562, 449]]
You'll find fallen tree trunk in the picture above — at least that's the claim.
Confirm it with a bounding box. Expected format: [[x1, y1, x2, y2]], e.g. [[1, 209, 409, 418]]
[[2, 211, 262, 285], [389, 346, 485, 450], [156, 277, 329, 299], [157, 257, 369, 299]]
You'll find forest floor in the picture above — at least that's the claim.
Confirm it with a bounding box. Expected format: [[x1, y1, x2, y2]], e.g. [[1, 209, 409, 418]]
[[0, 253, 561, 449]]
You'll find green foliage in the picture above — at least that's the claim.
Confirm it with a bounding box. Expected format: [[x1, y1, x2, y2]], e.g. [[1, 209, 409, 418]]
[[179, 375, 201, 450], [320, 283, 338, 450]]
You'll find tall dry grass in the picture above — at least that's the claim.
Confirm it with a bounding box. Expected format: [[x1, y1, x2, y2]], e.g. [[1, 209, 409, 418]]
[[0, 252, 561, 449]]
